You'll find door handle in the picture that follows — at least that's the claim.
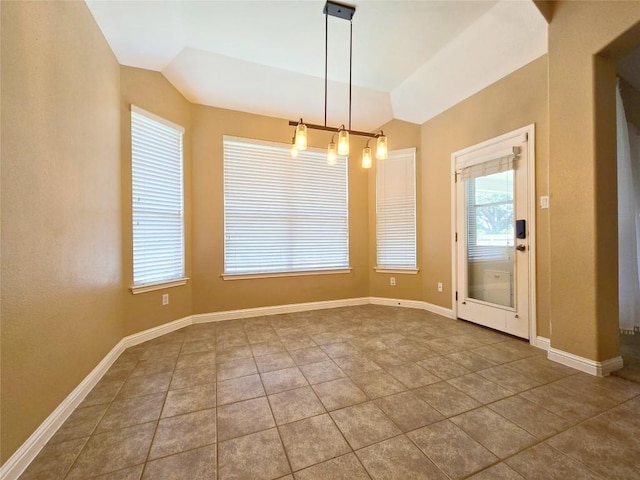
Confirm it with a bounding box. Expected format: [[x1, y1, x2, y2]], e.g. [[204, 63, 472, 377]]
[[516, 244, 527, 252]]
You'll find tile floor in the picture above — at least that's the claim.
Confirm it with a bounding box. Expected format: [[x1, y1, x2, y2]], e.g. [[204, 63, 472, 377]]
[[19, 305, 640, 479]]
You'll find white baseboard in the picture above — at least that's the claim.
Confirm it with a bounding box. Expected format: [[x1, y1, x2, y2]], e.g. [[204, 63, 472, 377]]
[[369, 297, 454, 319], [121, 315, 193, 349], [533, 336, 550, 351], [547, 347, 624, 377], [0, 342, 125, 480], [192, 297, 370, 323]]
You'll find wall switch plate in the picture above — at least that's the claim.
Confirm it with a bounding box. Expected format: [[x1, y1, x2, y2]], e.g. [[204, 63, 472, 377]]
[[540, 196, 549, 209], [437, 282, 443, 292], [162, 294, 169, 306], [390, 277, 396, 286]]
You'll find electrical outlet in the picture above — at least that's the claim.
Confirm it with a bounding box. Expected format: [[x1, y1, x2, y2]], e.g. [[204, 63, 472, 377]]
[[437, 282, 443, 292], [390, 277, 396, 286], [162, 294, 169, 306]]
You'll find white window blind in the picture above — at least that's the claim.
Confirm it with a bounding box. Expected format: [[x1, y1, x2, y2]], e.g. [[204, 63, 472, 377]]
[[223, 136, 349, 275], [131, 106, 185, 287], [376, 148, 417, 270]]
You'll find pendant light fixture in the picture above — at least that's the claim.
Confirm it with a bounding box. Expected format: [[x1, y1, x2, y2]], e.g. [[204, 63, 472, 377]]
[[288, 1, 388, 167]]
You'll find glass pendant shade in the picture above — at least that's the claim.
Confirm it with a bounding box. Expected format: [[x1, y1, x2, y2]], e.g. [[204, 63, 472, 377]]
[[376, 134, 388, 160], [362, 146, 372, 169], [295, 122, 307, 150], [327, 142, 338, 165], [291, 145, 299, 158], [337, 128, 349, 155]]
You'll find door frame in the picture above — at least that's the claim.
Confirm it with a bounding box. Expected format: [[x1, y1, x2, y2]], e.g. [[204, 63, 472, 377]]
[[450, 124, 537, 344]]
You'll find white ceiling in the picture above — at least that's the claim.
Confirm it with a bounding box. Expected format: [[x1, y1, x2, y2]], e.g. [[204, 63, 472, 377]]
[[86, 0, 548, 130]]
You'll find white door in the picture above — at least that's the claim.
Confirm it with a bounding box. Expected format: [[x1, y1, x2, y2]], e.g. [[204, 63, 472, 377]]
[[453, 129, 532, 339]]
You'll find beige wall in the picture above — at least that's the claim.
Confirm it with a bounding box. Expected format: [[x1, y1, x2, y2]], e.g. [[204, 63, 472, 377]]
[[1, 1, 123, 462], [119, 67, 193, 335], [419, 56, 551, 337], [368, 119, 423, 300], [548, 1, 640, 361], [191, 105, 370, 314]]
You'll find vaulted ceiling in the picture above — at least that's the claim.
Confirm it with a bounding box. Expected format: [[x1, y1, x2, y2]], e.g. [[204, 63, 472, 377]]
[[86, 0, 548, 131]]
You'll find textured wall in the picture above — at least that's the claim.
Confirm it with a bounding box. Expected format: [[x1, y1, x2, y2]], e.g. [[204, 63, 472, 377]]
[[190, 104, 370, 314], [548, 0, 640, 361], [119, 67, 193, 336], [1, 1, 123, 462]]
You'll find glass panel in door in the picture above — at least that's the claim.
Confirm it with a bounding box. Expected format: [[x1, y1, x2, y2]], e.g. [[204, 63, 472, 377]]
[[465, 170, 514, 308]]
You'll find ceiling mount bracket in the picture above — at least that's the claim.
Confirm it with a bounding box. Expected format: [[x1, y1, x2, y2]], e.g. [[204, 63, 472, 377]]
[[323, 1, 356, 21]]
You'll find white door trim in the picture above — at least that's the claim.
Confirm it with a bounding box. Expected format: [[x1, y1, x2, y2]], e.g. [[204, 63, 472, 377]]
[[450, 124, 537, 343]]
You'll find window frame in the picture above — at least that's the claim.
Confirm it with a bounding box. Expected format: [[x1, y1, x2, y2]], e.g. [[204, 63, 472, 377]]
[[130, 105, 188, 294], [375, 147, 418, 274], [222, 135, 350, 279]]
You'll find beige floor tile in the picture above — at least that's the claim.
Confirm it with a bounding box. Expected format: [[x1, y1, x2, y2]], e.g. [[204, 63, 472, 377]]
[[446, 373, 513, 404], [140, 343, 181, 360], [217, 396, 275, 441], [143, 444, 216, 480], [413, 382, 480, 417], [48, 404, 108, 444], [365, 349, 410, 368], [251, 341, 285, 356], [261, 366, 308, 394], [386, 362, 440, 388], [169, 365, 216, 390], [176, 350, 216, 370], [416, 356, 471, 380], [93, 464, 144, 479], [319, 342, 360, 359], [117, 371, 172, 400], [546, 411, 640, 479], [476, 365, 542, 393], [281, 335, 316, 351], [312, 377, 369, 411], [333, 354, 381, 376], [216, 344, 252, 363], [294, 453, 370, 480], [466, 463, 525, 479], [279, 414, 351, 471], [393, 343, 436, 362], [162, 383, 217, 417], [19, 437, 88, 480], [149, 408, 216, 459], [356, 435, 447, 480], [445, 351, 498, 372], [374, 391, 443, 432], [96, 392, 165, 432], [80, 379, 124, 408], [218, 428, 291, 480], [130, 356, 177, 377], [66, 422, 156, 479], [350, 370, 407, 399], [408, 420, 497, 479], [506, 443, 603, 479], [216, 357, 257, 381], [180, 338, 217, 355], [450, 407, 536, 458], [299, 360, 346, 384], [268, 386, 325, 425], [488, 395, 571, 438], [102, 360, 138, 383], [255, 352, 296, 373], [216, 374, 264, 405], [506, 356, 578, 383], [330, 401, 401, 450], [519, 383, 604, 424], [290, 346, 330, 366]]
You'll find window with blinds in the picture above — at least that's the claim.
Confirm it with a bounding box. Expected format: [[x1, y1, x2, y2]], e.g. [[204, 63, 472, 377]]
[[223, 136, 349, 276], [131, 106, 185, 287], [376, 148, 417, 271]]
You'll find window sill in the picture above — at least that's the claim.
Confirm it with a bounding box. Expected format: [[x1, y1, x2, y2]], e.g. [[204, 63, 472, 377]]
[[222, 269, 352, 281], [130, 277, 189, 294], [374, 268, 420, 275]]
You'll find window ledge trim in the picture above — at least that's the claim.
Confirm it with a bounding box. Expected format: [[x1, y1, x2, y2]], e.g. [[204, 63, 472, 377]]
[[374, 268, 420, 275], [130, 277, 189, 294], [222, 269, 352, 281]]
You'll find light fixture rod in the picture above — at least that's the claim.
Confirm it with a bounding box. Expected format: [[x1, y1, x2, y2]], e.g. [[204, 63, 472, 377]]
[[324, 10, 328, 127], [349, 18, 352, 131], [287, 120, 378, 138]]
